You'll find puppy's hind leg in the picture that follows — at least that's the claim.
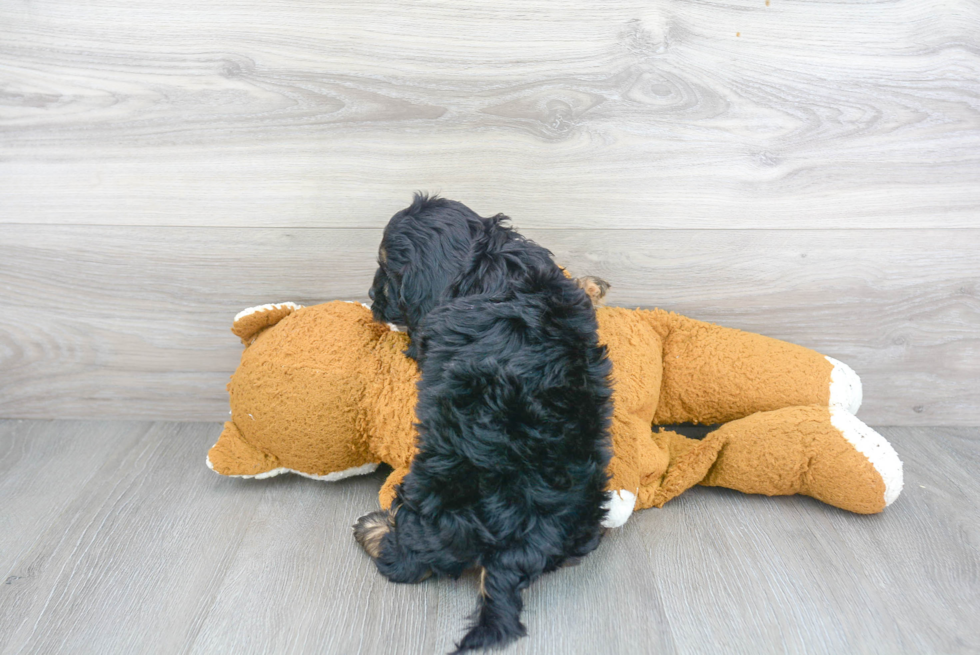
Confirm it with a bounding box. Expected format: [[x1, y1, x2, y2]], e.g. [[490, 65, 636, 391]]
[[574, 276, 610, 306], [352, 509, 393, 559], [353, 509, 432, 584]]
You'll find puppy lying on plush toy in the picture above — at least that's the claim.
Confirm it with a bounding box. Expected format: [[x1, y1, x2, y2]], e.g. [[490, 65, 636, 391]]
[[208, 300, 903, 522], [358, 197, 616, 653]]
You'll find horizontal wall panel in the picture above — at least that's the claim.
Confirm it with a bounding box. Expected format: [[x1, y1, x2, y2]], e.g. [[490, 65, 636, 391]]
[[1, 225, 976, 424], [2, 0, 978, 228]]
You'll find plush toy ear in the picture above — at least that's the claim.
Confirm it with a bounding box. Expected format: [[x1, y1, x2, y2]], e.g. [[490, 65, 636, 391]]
[[231, 302, 303, 345], [207, 421, 281, 477]]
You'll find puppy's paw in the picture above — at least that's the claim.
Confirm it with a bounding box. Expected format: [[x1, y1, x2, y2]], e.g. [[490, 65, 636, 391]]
[[574, 276, 610, 305], [353, 509, 393, 559]]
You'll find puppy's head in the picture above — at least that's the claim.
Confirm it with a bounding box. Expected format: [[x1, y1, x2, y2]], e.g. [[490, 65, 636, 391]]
[[369, 193, 483, 333]]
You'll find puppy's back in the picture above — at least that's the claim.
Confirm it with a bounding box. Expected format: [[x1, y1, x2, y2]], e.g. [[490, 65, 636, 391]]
[[407, 235, 613, 652]]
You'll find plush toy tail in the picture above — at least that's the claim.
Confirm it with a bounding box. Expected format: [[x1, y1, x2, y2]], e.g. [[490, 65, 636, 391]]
[[453, 565, 527, 654], [231, 302, 303, 344]]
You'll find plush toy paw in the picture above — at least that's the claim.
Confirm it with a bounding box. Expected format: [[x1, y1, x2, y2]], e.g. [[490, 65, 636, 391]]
[[826, 356, 863, 414], [829, 406, 903, 507], [601, 489, 637, 528]]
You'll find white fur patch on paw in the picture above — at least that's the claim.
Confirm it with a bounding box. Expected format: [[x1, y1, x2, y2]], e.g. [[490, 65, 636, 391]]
[[234, 302, 302, 322], [830, 407, 904, 506], [601, 489, 637, 528], [827, 356, 863, 414]]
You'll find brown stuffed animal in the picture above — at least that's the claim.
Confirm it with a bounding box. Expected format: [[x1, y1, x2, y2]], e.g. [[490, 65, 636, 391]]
[[207, 300, 903, 526]]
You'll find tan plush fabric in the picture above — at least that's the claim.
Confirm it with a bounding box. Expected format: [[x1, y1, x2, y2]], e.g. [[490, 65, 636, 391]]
[[595, 307, 664, 506], [638, 407, 887, 514], [643, 309, 834, 425], [210, 421, 280, 475], [217, 302, 402, 476], [231, 303, 301, 344], [208, 301, 898, 516]]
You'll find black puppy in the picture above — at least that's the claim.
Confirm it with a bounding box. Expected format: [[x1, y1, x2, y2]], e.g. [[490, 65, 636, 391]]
[[355, 194, 613, 653]]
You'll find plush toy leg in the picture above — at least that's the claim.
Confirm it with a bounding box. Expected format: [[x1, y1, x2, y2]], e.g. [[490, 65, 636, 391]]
[[700, 406, 902, 513], [603, 410, 676, 528], [643, 406, 903, 514], [642, 309, 862, 424], [640, 428, 727, 511], [378, 466, 410, 510], [207, 421, 281, 477]]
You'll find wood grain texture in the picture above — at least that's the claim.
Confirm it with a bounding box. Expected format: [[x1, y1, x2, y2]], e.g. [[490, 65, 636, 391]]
[[1, 1, 978, 423], [1, 0, 979, 228], [2, 225, 977, 424], [0, 420, 977, 654], [0, 422, 266, 654], [0, 420, 151, 585]]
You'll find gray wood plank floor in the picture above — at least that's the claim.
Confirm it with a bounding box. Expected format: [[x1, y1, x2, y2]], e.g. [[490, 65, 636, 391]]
[[0, 421, 977, 654]]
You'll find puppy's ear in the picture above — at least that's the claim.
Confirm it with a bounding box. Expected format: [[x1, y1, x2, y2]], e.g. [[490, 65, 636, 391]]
[[395, 255, 453, 342], [449, 214, 520, 297]]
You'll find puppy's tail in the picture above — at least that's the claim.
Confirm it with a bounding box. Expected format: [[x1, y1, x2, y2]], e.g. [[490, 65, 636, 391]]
[[453, 565, 527, 653]]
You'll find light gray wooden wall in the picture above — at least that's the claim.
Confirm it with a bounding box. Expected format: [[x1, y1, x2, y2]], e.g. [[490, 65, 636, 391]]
[[1, 0, 978, 425]]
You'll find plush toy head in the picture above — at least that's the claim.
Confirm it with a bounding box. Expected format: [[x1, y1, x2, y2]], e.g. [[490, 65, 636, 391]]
[[208, 301, 418, 482]]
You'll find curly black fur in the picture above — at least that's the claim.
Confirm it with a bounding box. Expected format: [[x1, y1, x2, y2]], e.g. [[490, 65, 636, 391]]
[[359, 194, 613, 653]]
